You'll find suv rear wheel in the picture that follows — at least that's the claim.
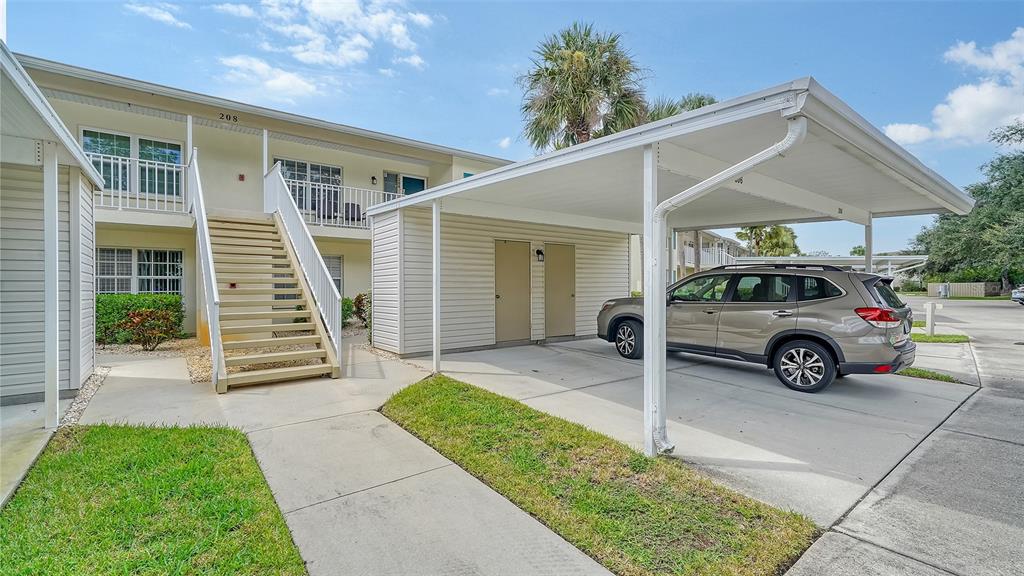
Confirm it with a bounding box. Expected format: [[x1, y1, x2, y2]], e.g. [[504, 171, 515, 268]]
[[772, 340, 836, 393], [614, 319, 643, 359]]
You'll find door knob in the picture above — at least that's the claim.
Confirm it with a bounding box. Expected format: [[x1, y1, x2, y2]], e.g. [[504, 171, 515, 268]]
[[772, 310, 793, 317], [703, 309, 717, 315]]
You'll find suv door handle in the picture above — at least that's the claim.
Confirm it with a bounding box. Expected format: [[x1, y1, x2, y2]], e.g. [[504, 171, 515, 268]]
[[703, 309, 718, 315], [772, 310, 793, 317]]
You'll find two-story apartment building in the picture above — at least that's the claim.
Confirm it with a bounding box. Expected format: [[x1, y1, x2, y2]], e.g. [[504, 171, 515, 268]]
[[18, 54, 509, 336]]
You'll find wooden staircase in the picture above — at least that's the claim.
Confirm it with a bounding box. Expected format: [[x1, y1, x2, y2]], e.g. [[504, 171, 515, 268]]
[[209, 215, 339, 389]]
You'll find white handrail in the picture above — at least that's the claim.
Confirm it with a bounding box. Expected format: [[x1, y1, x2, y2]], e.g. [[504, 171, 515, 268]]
[[265, 163, 343, 365], [187, 148, 225, 390]]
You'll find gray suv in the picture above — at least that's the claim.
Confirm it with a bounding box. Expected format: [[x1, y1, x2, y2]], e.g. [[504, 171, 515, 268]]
[[597, 265, 916, 392]]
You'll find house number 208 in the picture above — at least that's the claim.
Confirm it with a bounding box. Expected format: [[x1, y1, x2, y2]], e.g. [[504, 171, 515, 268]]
[[219, 112, 239, 122]]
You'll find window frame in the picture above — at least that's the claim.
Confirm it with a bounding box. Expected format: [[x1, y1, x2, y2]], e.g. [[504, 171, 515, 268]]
[[95, 247, 185, 297], [96, 247, 134, 294], [728, 273, 797, 304], [668, 273, 734, 304], [796, 275, 847, 302]]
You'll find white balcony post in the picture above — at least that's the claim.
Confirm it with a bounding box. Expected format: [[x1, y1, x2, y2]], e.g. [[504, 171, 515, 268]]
[[43, 142, 59, 429], [641, 144, 664, 457], [432, 199, 442, 374], [864, 214, 873, 273]]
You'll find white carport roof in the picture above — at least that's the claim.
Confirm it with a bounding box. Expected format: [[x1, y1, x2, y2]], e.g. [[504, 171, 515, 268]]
[[369, 77, 972, 230]]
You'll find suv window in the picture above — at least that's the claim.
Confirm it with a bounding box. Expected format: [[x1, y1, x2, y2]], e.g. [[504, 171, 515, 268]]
[[798, 276, 843, 301], [873, 281, 906, 308], [732, 274, 793, 303], [670, 274, 731, 302]]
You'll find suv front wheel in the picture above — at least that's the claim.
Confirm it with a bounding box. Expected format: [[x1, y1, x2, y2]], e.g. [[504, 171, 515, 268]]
[[614, 319, 643, 359], [772, 340, 836, 393]]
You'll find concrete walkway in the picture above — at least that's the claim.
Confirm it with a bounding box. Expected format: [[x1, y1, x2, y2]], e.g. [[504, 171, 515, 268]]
[[79, 343, 609, 576], [1, 399, 71, 507], [788, 297, 1024, 575]]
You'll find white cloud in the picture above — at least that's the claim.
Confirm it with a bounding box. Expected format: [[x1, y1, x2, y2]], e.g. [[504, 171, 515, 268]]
[[211, 3, 256, 18], [486, 87, 509, 97], [378, 68, 397, 77], [497, 136, 512, 149], [393, 54, 425, 69], [220, 55, 318, 103], [408, 12, 433, 27], [884, 27, 1024, 146], [124, 2, 191, 28]]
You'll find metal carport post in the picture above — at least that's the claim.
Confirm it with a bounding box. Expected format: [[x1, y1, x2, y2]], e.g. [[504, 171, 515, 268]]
[[641, 115, 808, 457]]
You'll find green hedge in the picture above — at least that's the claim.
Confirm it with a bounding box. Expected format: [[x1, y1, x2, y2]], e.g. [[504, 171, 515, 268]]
[[96, 293, 185, 345], [341, 297, 354, 324]]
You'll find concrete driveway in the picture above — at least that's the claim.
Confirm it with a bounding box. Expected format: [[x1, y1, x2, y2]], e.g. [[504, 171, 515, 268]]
[[413, 339, 976, 526]]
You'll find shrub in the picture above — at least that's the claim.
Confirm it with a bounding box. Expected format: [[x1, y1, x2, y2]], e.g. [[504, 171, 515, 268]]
[[96, 294, 185, 345], [353, 292, 371, 326], [117, 309, 178, 351], [341, 297, 354, 324]]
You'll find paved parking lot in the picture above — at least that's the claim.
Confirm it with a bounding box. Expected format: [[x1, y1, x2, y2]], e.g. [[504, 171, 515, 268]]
[[411, 339, 975, 526]]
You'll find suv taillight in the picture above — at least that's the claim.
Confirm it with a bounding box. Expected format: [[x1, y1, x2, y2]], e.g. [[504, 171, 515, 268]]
[[855, 307, 902, 329]]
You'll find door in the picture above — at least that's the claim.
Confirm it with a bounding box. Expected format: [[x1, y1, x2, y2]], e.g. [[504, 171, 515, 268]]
[[494, 240, 531, 342], [666, 274, 732, 350], [544, 243, 575, 338], [401, 175, 426, 195], [716, 274, 797, 358]]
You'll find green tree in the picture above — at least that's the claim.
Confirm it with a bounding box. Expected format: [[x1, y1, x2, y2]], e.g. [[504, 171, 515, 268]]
[[519, 22, 647, 150], [850, 245, 866, 256], [646, 92, 718, 122], [913, 122, 1024, 292], [737, 225, 800, 256]]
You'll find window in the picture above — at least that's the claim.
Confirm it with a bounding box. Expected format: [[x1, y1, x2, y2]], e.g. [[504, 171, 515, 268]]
[[872, 281, 905, 308], [96, 248, 183, 295], [731, 275, 792, 303], [82, 130, 131, 157], [139, 138, 183, 196], [463, 172, 474, 178], [137, 250, 183, 294], [670, 274, 731, 303], [324, 255, 344, 294], [96, 248, 133, 293], [275, 158, 343, 211], [798, 276, 844, 301], [82, 129, 183, 196]]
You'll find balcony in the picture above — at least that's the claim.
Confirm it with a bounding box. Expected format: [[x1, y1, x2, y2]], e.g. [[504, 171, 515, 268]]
[[88, 152, 187, 213], [283, 178, 399, 230], [683, 245, 737, 269]]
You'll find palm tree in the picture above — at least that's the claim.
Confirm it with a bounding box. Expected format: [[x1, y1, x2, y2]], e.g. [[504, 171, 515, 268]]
[[647, 93, 718, 122], [737, 225, 800, 256], [519, 22, 647, 151]]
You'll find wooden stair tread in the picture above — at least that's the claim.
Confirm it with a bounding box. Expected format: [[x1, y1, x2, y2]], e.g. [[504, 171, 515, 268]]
[[225, 349, 326, 367], [209, 222, 277, 232], [222, 335, 321, 350], [221, 287, 302, 295], [225, 364, 333, 387], [211, 238, 282, 248], [216, 265, 294, 274], [213, 255, 289, 264], [218, 276, 297, 284], [213, 245, 286, 254], [219, 299, 306, 307], [221, 310, 311, 321], [221, 322, 314, 334], [208, 215, 274, 225]]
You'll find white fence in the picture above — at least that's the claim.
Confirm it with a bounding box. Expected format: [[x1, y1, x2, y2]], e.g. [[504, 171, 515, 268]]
[[681, 245, 736, 269], [267, 165, 343, 364], [187, 149, 226, 391], [88, 152, 187, 212], [283, 178, 399, 229]]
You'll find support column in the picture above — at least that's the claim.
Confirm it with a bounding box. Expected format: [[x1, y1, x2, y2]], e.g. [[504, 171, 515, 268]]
[[261, 129, 268, 176], [186, 115, 193, 159], [641, 144, 665, 457], [43, 142, 59, 429], [864, 214, 873, 273], [693, 231, 702, 271], [432, 199, 441, 373]]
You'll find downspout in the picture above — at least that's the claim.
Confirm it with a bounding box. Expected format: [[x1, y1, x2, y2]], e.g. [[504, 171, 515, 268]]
[[644, 115, 808, 455]]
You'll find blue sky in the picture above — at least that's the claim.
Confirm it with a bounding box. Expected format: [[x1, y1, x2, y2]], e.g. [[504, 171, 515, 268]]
[[9, 1, 1022, 255]]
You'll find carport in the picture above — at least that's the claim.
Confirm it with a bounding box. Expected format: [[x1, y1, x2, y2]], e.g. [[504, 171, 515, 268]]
[[367, 76, 973, 457]]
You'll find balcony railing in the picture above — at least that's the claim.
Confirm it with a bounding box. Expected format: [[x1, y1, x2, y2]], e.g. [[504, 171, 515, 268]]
[[87, 152, 187, 213], [683, 245, 737, 269], [283, 178, 399, 229]]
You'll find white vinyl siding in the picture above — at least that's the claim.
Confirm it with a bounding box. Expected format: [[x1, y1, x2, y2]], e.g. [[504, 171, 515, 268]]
[[389, 208, 629, 355], [78, 172, 96, 385], [0, 163, 73, 398], [370, 210, 401, 352]]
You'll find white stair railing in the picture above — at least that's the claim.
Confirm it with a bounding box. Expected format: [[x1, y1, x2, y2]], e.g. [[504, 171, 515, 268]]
[[187, 149, 226, 391], [265, 162, 343, 367]]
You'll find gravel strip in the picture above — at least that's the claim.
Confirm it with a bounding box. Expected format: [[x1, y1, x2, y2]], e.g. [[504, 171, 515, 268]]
[[59, 366, 111, 427]]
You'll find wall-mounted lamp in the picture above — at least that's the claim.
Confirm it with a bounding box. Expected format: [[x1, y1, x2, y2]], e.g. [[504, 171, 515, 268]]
[[535, 249, 545, 262], [371, 175, 378, 185]]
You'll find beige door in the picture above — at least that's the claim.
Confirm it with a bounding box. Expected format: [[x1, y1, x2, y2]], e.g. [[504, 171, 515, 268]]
[[494, 240, 531, 342], [544, 243, 575, 338]]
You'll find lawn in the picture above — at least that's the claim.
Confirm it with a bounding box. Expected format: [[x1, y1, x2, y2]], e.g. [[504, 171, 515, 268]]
[[383, 376, 817, 576], [0, 425, 305, 576], [897, 367, 960, 383], [911, 333, 970, 343]]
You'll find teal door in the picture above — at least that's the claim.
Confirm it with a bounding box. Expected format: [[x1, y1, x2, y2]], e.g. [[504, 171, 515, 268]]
[[401, 175, 426, 195]]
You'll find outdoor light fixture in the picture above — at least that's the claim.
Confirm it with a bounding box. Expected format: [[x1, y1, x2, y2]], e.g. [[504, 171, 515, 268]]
[[536, 249, 544, 262], [371, 175, 378, 185]]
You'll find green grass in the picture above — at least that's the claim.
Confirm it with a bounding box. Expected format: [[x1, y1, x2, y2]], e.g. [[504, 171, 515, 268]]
[[0, 425, 306, 576], [911, 333, 970, 343], [896, 367, 960, 383], [383, 376, 817, 576], [912, 320, 925, 328]]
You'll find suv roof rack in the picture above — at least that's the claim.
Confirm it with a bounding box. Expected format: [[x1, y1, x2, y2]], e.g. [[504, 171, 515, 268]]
[[709, 263, 846, 272]]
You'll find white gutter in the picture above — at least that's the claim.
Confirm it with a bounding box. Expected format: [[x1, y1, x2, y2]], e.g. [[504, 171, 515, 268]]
[[642, 115, 808, 456]]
